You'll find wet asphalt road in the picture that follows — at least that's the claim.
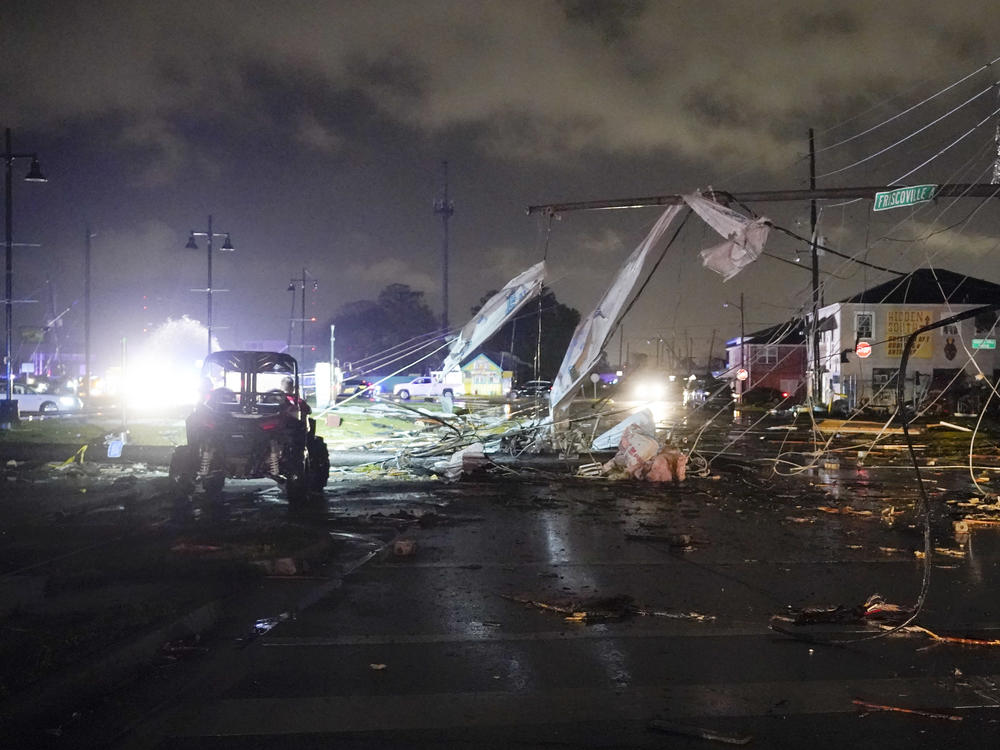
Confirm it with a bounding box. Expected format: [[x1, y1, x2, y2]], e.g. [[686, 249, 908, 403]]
[[57, 445, 1000, 750]]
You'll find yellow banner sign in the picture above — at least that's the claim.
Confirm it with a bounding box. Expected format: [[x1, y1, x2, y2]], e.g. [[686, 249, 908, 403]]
[[885, 310, 932, 358]]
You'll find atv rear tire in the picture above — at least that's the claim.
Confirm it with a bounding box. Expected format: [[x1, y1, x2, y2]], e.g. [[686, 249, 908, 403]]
[[202, 472, 225, 497], [307, 436, 330, 492], [169, 445, 196, 496]]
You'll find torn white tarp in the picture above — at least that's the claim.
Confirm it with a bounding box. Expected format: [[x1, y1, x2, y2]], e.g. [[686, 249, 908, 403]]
[[684, 193, 770, 281], [591, 408, 655, 451], [440, 261, 546, 375], [549, 205, 685, 417]]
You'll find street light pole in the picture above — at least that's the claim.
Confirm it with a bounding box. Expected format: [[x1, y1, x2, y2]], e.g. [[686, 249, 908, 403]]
[[287, 269, 318, 366], [740, 292, 745, 375], [3, 128, 46, 421], [185, 215, 234, 356], [724, 293, 746, 401]]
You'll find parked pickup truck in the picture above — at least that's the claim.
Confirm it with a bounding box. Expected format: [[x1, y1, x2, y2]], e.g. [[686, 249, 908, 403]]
[[392, 376, 455, 401]]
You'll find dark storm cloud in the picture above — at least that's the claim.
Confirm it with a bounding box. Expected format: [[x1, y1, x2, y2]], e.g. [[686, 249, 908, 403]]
[[6, 0, 999, 178], [560, 0, 646, 42], [3, 0, 1000, 365]]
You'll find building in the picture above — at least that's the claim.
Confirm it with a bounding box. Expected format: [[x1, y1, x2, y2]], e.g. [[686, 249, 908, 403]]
[[811, 268, 999, 412], [725, 320, 807, 401], [460, 353, 512, 396]]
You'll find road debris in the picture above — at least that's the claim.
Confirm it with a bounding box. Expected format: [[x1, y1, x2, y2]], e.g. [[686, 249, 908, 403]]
[[648, 719, 751, 745], [393, 539, 417, 556], [891, 625, 1000, 647], [625, 531, 699, 549], [598, 421, 688, 483], [155, 634, 209, 664], [502, 593, 713, 622], [772, 593, 911, 628], [852, 698, 962, 721]]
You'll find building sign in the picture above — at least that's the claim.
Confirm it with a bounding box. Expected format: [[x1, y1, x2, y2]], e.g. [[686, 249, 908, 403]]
[[973, 338, 997, 350], [855, 340, 872, 358], [885, 310, 932, 358], [873, 184, 937, 211]]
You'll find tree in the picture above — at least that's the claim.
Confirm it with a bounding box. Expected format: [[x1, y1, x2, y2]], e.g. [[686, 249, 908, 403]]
[[470, 286, 580, 381], [328, 284, 438, 369]]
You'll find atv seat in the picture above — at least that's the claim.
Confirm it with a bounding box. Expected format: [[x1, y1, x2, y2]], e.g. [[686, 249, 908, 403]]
[[206, 387, 240, 411]]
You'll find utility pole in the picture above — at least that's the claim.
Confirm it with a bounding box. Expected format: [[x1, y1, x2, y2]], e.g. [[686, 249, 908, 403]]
[[809, 128, 822, 404], [433, 160, 454, 333], [84, 226, 93, 399], [706, 328, 716, 379]]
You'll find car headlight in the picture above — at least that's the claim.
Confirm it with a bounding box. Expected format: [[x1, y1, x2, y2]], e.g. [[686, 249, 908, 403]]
[[59, 396, 77, 407], [634, 381, 667, 400]]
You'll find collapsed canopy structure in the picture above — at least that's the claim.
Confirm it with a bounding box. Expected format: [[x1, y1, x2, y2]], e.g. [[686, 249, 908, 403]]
[[548, 194, 770, 418], [440, 260, 546, 375]]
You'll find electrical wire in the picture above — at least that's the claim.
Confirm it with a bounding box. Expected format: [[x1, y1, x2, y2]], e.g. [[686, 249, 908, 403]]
[[813, 55, 1000, 156], [817, 85, 996, 179]]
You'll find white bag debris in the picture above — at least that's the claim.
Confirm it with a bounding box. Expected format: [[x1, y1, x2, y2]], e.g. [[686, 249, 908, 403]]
[[437, 442, 486, 480], [601, 422, 687, 483], [591, 408, 655, 451]]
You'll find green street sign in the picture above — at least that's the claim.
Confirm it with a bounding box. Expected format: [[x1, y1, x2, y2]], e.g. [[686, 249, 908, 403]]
[[873, 184, 938, 211], [972, 338, 996, 349]]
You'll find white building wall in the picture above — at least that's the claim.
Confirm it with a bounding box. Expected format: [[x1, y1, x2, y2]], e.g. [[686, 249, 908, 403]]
[[814, 301, 998, 408]]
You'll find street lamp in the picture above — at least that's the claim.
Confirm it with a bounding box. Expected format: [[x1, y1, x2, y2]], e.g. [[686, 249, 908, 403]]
[[3, 128, 47, 424], [287, 269, 318, 366], [184, 215, 234, 355], [723, 293, 746, 399]]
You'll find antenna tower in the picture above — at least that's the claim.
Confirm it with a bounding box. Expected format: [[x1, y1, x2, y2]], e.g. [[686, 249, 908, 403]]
[[433, 160, 455, 332]]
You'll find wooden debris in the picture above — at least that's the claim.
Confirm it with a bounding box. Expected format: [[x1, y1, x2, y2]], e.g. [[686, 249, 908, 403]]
[[815, 419, 915, 435], [898, 625, 1000, 647], [852, 698, 962, 721], [649, 719, 752, 745]]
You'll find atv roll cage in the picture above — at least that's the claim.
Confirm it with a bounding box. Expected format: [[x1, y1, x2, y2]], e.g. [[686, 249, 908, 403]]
[[169, 350, 329, 508]]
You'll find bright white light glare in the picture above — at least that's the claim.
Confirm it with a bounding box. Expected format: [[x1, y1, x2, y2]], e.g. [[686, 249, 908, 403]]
[[633, 381, 667, 400], [123, 354, 201, 410], [633, 400, 671, 424]]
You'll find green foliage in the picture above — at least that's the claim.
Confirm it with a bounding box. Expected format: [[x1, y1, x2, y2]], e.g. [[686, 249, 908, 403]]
[[329, 283, 439, 365], [470, 286, 580, 381]]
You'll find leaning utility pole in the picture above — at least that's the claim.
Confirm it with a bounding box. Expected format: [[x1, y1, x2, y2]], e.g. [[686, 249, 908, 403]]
[[433, 160, 454, 333], [809, 128, 822, 404]]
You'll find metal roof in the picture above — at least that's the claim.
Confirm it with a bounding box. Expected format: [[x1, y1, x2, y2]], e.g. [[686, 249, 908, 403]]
[[839, 268, 1000, 305]]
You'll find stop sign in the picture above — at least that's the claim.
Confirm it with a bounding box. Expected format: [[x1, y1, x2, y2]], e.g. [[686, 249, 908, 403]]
[[856, 341, 872, 358], [736, 368, 749, 381]]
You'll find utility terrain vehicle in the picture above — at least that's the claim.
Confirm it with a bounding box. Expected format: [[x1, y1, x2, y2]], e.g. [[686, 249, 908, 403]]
[[169, 351, 329, 507]]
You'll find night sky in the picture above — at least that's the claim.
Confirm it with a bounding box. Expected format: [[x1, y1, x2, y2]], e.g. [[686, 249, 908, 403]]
[[3, 1, 1000, 372]]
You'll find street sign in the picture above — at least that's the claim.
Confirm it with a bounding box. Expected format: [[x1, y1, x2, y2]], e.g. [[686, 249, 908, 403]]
[[873, 184, 937, 211], [855, 340, 872, 358], [972, 338, 997, 349], [736, 368, 749, 381]]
